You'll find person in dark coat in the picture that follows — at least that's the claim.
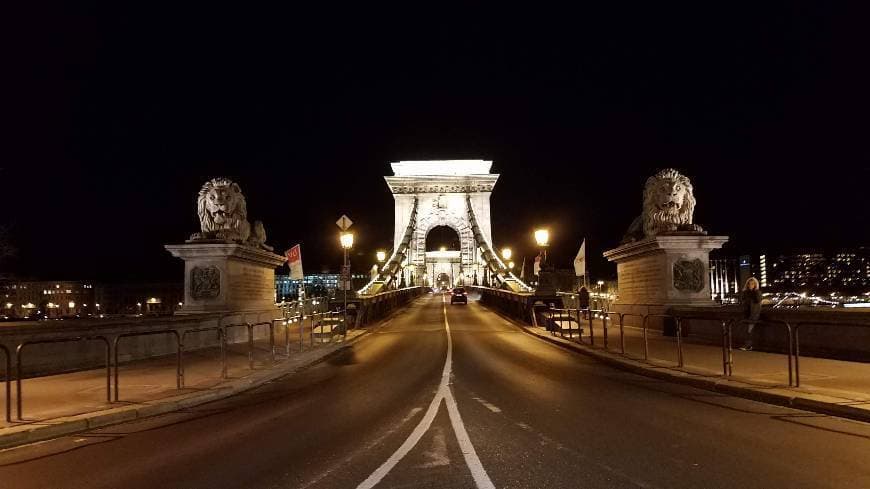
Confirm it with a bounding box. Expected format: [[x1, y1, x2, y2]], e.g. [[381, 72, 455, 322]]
[[740, 277, 762, 350], [577, 286, 590, 309]]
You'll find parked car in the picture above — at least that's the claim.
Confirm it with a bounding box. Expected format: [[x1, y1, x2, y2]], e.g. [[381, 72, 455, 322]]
[[450, 287, 467, 304]]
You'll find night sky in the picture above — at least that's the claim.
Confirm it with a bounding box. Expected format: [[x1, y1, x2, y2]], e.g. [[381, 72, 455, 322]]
[[5, 4, 869, 283]]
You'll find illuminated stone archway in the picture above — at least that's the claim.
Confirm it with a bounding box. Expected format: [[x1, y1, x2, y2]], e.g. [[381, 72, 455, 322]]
[[386, 160, 498, 287]]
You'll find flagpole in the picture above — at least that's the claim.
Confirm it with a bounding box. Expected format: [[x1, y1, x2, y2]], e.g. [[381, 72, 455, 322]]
[[584, 239, 588, 289]]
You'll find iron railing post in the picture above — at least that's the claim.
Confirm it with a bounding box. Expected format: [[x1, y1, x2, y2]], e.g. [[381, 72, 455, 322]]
[[675, 318, 684, 368], [0, 345, 10, 422], [794, 324, 801, 387], [619, 314, 626, 354]]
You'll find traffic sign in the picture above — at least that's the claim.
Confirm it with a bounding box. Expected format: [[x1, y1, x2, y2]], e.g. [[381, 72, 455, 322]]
[[336, 215, 353, 231], [340, 265, 351, 290]]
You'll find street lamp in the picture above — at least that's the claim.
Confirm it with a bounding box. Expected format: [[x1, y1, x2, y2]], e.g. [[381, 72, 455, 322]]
[[534, 228, 550, 265], [340, 232, 353, 326], [340, 232, 354, 250], [508, 261, 515, 270], [501, 247, 512, 261], [376, 250, 386, 263]]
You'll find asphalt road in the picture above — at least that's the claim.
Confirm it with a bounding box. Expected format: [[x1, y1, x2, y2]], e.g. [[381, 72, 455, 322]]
[[1, 293, 869, 488]]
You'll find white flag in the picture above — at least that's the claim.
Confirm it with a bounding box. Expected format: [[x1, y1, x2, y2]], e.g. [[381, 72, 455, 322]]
[[533, 254, 541, 276], [573, 239, 586, 277]]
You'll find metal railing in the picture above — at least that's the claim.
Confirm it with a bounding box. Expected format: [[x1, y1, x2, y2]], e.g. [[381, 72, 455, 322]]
[[0, 309, 318, 422], [542, 308, 582, 339], [18, 336, 111, 419], [114, 330, 181, 402], [0, 345, 9, 422], [478, 285, 870, 392], [725, 318, 794, 387], [180, 327, 227, 387], [642, 314, 684, 368]]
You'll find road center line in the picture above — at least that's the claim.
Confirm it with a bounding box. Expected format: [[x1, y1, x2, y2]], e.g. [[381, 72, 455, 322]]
[[356, 295, 495, 489]]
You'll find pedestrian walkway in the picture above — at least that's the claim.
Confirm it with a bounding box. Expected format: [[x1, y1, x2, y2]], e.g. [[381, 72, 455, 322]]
[[0, 330, 364, 447], [529, 322, 870, 421]]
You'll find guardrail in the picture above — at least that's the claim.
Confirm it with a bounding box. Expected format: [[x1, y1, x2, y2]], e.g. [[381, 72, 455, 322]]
[[728, 318, 794, 386], [114, 330, 181, 402], [0, 292, 388, 423], [180, 327, 227, 386], [0, 345, 9, 422], [352, 286, 426, 327], [0, 309, 284, 421], [470, 285, 870, 389], [18, 336, 112, 420]]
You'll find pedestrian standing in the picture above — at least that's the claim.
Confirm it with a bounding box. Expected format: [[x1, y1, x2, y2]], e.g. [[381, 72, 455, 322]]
[[577, 286, 590, 320], [739, 277, 762, 350]]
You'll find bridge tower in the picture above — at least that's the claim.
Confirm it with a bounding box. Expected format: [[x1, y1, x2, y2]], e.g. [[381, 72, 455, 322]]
[[359, 160, 529, 295], [386, 160, 497, 288]]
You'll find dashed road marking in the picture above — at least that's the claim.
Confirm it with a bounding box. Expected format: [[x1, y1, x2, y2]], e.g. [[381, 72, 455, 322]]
[[472, 397, 502, 413]]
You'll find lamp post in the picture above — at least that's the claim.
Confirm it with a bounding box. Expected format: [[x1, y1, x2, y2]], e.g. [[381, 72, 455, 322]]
[[597, 280, 604, 309], [501, 247, 512, 261], [340, 232, 353, 324], [534, 228, 552, 293], [534, 229, 549, 267]]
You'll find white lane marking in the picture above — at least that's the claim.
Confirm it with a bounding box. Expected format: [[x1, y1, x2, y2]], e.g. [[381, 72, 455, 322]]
[[442, 303, 496, 489], [355, 389, 445, 489], [472, 397, 502, 414], [298, 407, 425, 489], [356, 295, 495, 489]]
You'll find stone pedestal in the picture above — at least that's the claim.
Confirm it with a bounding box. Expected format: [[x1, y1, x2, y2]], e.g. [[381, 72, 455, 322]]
[[603, 235, 728, 323], [165, 242, 286, 314]]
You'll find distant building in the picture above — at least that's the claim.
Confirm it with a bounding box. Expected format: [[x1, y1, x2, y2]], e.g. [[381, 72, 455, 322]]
[[0, 280, 183, 318], [762, 248, 869, 292], [95, 282, 183, 316], [0, 280, 96, 318], [275, 273, 369, 301], [709, 258, 741, 303]]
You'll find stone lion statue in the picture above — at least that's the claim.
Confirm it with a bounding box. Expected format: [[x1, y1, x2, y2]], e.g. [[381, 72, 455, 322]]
[[189, 177, 270, 249], [622, 168, 705, 243]]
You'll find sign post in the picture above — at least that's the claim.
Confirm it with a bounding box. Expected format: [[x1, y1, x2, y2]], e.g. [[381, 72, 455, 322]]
[[337, 215, 353, 330]]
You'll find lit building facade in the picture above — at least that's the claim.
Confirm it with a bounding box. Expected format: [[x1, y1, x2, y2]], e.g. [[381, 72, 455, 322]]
[[762, 248, 869, 292], [0, 280, 96, 318], [709, 258, 740, 302], [275, 273, 369, 301], [95, 282, 183, 316], [0, 280, 183, 318]]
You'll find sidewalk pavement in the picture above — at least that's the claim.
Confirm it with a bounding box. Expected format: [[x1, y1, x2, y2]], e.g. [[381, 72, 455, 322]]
[[0, 329, 367, 449], [524, 323, 870, 423]]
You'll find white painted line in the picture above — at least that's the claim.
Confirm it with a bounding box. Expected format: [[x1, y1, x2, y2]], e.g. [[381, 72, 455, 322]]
[[472, 397, 502, 414], [442, 301, 496, 489], [445, 386, 496, 489], [356, 294, 495, 489]]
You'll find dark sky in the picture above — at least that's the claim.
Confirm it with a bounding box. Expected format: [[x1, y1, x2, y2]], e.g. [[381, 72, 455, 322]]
[[4, 3, 869, 282]]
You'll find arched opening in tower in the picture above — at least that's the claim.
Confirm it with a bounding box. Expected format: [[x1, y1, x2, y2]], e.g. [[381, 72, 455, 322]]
[[426, 226, 461, 251]]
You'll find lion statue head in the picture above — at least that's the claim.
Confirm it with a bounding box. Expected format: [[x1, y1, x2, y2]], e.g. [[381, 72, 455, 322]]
[[190, 177, 252, 242], [622, 168, 705, 243]]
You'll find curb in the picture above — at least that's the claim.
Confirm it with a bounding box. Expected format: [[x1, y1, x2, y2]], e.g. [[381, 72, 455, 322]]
[[0, 329, 372, 450], [480, 304, 870, 424]]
